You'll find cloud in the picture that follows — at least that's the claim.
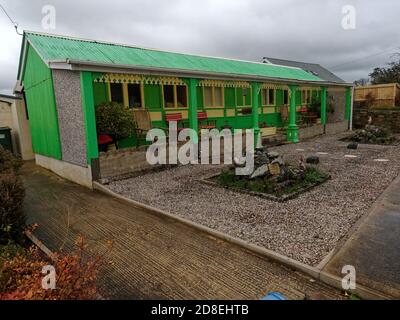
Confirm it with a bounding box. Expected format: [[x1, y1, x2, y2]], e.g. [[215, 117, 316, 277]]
[[0, 0, 399, 91]]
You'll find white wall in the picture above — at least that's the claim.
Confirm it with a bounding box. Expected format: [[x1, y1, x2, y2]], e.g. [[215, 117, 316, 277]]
[[35, 154, 93, 188], [0, 97, 34, 160]]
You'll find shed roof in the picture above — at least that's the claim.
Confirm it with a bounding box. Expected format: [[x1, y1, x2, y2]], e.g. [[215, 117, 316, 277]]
[[265, 57, 346, 84], [19, 31, 338, 85]]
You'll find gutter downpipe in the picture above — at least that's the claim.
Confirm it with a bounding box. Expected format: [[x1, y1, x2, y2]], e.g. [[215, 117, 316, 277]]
[[350, 85, 355, 131]]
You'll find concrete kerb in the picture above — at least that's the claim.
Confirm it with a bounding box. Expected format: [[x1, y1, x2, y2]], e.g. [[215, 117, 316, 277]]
[[93, 181, 391, 300], [25, 231, 57, 261]]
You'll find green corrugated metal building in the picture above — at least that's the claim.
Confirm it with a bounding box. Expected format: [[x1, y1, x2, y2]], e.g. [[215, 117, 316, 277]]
[[17, 31, 352, 187]]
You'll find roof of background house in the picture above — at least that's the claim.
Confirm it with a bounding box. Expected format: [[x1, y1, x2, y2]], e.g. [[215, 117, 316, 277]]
[[18, 31, 349, 86], [264, 57, 346, 84], [0, 93, 21, 101]]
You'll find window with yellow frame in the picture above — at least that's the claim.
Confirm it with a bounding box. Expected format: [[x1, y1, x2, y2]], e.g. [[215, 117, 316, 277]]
[[108, 83, 145, 109], [261, 88, 276, 106], [301, 90, 306, 104], [237, 87, 252, 107], [301, 89, 312, 104], [163, 84, 188, 108], [203, 86, 224, 108]]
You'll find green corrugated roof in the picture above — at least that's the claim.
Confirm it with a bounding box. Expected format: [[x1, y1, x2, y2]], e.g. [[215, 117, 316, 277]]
[[24, 31, 323, 83]]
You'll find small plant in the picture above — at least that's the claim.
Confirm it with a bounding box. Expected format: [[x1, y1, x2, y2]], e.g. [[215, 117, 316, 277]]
[[0, 146, 26, 244], [0, 146, 23, 174], [95, 102, 136, 141], [0, 236, 113, 300], [0, 173, 26, 245]]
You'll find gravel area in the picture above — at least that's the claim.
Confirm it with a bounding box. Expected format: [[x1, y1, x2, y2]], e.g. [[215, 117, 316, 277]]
[[107, 133, 400, 266]]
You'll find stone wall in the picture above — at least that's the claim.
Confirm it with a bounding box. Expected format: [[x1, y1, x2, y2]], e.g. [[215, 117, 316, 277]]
[[98, 135, 253, 179], [53, 70, 87, 166], [99, 147, 155, 179], [353, 108, 400, 133]]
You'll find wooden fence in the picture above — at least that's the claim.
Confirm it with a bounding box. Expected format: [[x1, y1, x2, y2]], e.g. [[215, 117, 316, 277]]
[[354, 83, 400, 108]]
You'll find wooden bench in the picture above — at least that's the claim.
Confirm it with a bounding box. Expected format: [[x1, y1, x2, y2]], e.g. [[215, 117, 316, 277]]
[[197, 111, 216, 130], [165, 113, 187, 133]]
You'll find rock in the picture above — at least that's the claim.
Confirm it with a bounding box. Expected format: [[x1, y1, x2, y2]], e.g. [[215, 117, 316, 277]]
[[99, 178, 110, 185], [347, 142, 358, 150], [255, 153, 269, 166], [306, 156, 319, 165], [268, 163, 281, 176], [271, 156, 285, 166], [250, 164, 269, 179], [267, 151, 280, 160]]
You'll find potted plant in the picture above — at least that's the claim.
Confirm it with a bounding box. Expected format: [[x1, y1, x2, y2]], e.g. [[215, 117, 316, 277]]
[[95, 102, 136, 151]]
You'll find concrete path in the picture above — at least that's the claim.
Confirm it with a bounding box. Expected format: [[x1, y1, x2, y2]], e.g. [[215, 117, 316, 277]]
[[21, 162, 343, 300], [323, 174, 400, 299]]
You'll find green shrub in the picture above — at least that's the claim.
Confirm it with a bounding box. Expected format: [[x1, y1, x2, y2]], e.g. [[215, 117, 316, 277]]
[[0, 241, 25, 267], [95, 102, 136, 140], [0, 173, 26, 244], [0, 146, 23, 174]]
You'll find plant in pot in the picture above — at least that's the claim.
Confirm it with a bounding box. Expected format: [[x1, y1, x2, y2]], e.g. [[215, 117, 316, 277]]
[[95, 102, 136, 151]]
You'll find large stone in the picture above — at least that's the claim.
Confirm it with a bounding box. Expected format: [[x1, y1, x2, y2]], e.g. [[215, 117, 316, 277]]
[[250, 164, 269, 179], [255, 153, 269, 166], [306, 155, 320, 165], [267, 151, 280, 160], [347, 142, 358, 150], [271, 156, 285, 167], [268, 163, 281, 176]]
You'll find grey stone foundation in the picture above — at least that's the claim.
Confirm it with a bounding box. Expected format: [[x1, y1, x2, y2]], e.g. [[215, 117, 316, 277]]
[[53, 70, 87, 166]]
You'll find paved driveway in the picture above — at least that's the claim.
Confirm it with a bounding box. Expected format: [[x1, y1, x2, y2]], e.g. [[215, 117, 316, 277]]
[[22, 162, 342, 300], [323, 174, 400, 298]]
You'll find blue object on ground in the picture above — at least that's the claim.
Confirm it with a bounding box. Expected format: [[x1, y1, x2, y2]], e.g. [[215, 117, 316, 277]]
[[261, 292, 288, 300]]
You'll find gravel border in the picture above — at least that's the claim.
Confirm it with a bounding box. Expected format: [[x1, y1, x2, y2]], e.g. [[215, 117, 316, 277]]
[[107, 133, 400, 266]]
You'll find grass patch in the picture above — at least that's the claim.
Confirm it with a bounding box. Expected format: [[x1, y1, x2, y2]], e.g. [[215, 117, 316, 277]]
[[213, 166, 329, 198]]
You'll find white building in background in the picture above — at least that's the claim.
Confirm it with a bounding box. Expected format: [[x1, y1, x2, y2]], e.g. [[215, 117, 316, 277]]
[[0, 93, 34, 160]]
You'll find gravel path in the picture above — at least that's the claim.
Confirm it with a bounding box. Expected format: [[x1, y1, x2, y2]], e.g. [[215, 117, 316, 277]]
[[107, 133, 400, 266]]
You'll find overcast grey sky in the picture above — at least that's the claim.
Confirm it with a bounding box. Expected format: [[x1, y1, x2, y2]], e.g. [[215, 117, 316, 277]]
[[1, 0, 399, 92]]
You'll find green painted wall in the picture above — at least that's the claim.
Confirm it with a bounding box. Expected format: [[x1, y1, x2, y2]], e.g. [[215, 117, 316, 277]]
[[81, 71, 99, 162], [22, 44, 62, 159], [100, 81, 320, 149], [197, 86, 204, 109], [93, 82, 109, 106], [224, 88, 235, 107], [144, 84, 163, 110]]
